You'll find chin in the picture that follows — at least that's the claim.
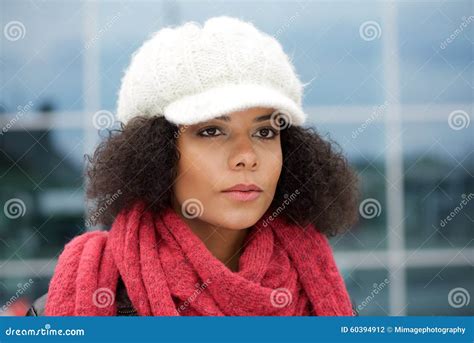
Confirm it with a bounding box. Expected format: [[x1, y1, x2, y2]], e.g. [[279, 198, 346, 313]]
[[211, 207, 265, 230]]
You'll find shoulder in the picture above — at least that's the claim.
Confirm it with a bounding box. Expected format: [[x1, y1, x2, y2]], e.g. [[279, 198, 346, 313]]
[[25, 292, 48, 316]]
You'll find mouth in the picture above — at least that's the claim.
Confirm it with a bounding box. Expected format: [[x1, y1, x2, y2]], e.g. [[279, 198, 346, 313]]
[[222, 183, 263, 192], [221, 190, 262, 202], [221, 183, 263, 202]]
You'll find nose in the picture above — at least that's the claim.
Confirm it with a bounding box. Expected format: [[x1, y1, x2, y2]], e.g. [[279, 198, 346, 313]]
[[228, 136, 259, 171]]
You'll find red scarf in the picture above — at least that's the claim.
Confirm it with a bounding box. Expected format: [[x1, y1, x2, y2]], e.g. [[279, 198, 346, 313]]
[[45, 201, 354, 316]]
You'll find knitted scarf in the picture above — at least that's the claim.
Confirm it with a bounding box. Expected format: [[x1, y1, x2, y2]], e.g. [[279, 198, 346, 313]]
[[45, 201, 354, 316]]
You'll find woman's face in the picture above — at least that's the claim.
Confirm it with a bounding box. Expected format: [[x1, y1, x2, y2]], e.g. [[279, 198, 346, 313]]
[[172, 107, 283, 230]]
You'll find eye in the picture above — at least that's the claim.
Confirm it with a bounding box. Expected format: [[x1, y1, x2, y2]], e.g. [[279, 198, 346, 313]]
[[254, 127, 278, 140], [197, 126, 224, 138]]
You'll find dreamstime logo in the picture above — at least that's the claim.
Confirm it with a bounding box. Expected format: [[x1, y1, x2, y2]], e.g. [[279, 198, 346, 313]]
[[448, 287, 470, 308], [440, 16, 474, 50], [262, 189, 300, 227], [93, 110, 115, 130], [4, 21, 26, 41], [274, 11, 300, 39], [1, 101, 34, 136], [92, 287, 115, 308], [270, 288, 292, 308], [270, 110, 292, 131], [448, 110, 470, 130], [439, 193, 474, 228], [359, 198, 382, 219], [85, 189, 122, 228], [356, 278, 390, 313], [359, 21, 382, 41], [175, 278, 212, 315], [181, 198, 204, 219], [1, 279, 34, 313], [352, 101, 389, 139], [84, 11, 123, 50], [3, 198, 26, 219], [174, 124, 190, 139]]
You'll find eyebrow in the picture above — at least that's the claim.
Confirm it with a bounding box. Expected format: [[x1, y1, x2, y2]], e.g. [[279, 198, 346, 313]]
[[214, 113, 273, 122]]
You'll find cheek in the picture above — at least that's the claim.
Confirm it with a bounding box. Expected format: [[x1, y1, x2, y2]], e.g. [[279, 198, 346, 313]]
[[174, 142, 220, 202], [263, 145, 283, 188]]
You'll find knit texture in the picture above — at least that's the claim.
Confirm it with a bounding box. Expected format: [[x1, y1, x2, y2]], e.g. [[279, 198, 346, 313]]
[[116, 16, 307, 127], [45, 201, 354, 316]]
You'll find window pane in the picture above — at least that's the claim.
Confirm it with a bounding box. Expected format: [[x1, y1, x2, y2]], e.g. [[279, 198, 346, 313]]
[[403, 121, 473, 249], [98, 1, 384, 111], [407, 266, 474, 315], [316, 121, 387, 251], [0, 0, 85, 112], [277, 1, 385, 106], [0, 276, 49, 316], [0, 129, 85, 260], [398, 1, 472, 104], [343, 268, 390, 316]]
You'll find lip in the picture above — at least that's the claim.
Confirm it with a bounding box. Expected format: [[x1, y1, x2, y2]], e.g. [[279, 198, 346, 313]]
[[221, 183, 263, 202], [222, 183, 263, 192], [222, 190, 262, 202]]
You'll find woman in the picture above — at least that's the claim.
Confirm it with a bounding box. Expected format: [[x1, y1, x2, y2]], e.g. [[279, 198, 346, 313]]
[[26, 16, 359, 316]]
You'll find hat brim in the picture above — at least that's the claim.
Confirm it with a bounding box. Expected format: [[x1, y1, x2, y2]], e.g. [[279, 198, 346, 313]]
[[163, 83, 306, 126]]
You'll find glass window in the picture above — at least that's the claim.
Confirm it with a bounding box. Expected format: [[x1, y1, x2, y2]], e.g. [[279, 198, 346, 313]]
[[317, 122, 387, 251], [0, 130, 85, 260], [0, 0, 85, 112], [406, 266, 473, 315], [97, 1, 385, 110], [397, 1, 472, 104], [403, 121, 473, 249], [0, 0, 471, 318], [0, 276, 49, 315], [342, 268, 390, 316]]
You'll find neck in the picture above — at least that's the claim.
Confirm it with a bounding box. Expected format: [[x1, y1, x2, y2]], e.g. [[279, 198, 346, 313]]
[[171, 204, 249, 272]]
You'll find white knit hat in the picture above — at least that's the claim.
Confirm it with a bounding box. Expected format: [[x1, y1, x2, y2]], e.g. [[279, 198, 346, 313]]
[[116, 16, 307, 127]]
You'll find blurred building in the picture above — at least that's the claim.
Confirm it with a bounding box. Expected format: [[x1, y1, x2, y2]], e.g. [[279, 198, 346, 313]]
[[0, 0, 472, 316]]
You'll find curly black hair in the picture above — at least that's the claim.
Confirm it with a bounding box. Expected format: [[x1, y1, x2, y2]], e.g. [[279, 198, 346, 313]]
[[85, 115, 360, 236]]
